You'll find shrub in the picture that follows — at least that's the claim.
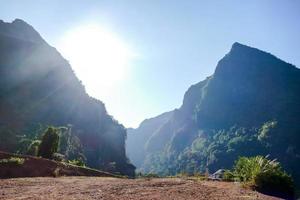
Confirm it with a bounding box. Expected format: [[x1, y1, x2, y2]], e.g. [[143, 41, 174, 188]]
[[223, 170, 234, 182], [38, 127, 60, 159], [68, 159, 85, 167], [0, 157, 25, 165], [255, 170, 294, 198], [234, 156, 280, 182], [233, 155, 294, 198]]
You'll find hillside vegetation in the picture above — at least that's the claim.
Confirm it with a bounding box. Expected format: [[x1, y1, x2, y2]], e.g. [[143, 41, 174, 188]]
[[0, 19, 135, 176], [127, 43, 300, 186]]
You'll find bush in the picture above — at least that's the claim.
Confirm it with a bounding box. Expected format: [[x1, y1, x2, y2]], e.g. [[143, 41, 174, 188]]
[[255, 170, 294, 198], [0, 157, 25, 165], [38, 127, 60, 159], [233, 155, 294, 198], [223, 170, 234, 182], [68, 159, 85, 167], [234, 156, 279, 182]]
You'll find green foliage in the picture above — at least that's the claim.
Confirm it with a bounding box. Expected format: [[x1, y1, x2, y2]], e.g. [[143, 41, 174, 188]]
[[128, 43, 300, 186], [234, 156, 280, 183], [0, 20, 136, 177], [234, 156, 279, 183], [16, 138, 32, 154], [68, 159, 85, 167], [38, 127, 60, 159], [141, 126, 264, 177], [0, 157, 25, 165], [233, 156, 294, 197], [223, 170, 234, 182], [258, 121, 277, 141], [255, 170, 294, 197], [27, 140, 41, 156]]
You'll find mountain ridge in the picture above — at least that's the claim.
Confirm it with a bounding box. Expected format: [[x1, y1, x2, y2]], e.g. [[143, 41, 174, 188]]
[[127, 43, 300, 184], [0, 19, 47, 44], [0, 19, 135, 176]]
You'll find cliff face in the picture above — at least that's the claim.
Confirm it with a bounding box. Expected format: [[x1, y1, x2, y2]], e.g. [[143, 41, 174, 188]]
[[127, 43, 300, 183], [0, 19, 135, 176]]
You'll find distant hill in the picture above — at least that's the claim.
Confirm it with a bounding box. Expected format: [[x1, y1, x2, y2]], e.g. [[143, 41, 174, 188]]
[[0, 19, 135, 177], [126, 111, 174, 167], [127, 43, 300, 184]]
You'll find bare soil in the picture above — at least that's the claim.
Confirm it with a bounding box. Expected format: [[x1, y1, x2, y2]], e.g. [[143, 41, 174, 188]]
[[0, 177, 282, 200]]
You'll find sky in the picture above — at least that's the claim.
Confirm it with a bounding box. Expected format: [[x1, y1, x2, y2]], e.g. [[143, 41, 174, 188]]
[[1, 0, 300, 128]]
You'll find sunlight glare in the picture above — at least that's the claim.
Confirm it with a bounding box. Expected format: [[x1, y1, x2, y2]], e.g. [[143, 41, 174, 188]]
[[59, 24, 135, 97]]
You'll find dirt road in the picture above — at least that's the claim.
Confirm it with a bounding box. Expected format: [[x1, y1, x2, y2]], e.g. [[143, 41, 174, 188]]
[[0, 177, 281, 200]]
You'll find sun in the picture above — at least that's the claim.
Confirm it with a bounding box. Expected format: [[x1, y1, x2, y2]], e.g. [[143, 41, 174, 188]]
[[58, 24, 135, 97]]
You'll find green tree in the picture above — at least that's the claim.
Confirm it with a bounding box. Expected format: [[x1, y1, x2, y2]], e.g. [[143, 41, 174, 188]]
[[38, 127, 60, 159]]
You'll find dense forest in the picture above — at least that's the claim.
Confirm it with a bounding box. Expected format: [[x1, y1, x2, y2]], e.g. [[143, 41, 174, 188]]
[[0, 19, 135, 176], [127, 43, 300, 184]]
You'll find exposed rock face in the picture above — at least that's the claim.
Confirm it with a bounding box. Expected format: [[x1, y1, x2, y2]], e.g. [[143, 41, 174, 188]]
[[0, 19, 135, 177]]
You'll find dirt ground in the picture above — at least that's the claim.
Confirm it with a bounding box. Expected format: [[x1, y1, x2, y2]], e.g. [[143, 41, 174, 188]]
[[0, 177, 282, 200], [0, 151, 117, 179]]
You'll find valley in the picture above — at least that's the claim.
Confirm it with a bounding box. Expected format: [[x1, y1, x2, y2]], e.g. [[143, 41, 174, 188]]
[[1, 2, 300, 198]]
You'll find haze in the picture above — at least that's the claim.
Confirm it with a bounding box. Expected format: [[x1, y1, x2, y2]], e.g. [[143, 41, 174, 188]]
[[1, 0, 300, 128]]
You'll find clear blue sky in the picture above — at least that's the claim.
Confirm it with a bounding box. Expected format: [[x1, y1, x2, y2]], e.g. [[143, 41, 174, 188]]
[[1, 0, 300, 128]]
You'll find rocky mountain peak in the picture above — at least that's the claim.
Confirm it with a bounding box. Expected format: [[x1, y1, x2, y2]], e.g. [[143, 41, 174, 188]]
[[214, 42, 295, 80], [0, 19, 46, 44]]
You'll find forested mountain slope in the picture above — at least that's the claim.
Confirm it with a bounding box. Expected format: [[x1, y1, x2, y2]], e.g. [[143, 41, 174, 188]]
[[0, 19, 135, 176], [127, 42, 300, 183]]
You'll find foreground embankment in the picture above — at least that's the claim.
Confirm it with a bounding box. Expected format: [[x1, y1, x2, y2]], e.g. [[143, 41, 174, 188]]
[[0, 151, 116, 178]]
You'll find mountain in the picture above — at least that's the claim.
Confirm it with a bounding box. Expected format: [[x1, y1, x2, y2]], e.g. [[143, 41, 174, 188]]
[[126, 111, 174, 168], [127, 42, 300, 183], [0, 19, 135, 176]]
